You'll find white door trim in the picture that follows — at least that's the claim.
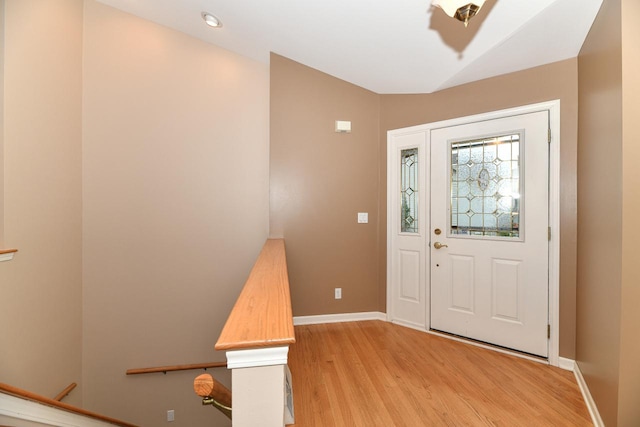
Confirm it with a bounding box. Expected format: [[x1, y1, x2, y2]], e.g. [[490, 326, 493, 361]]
[[386, 100, 561, 367]]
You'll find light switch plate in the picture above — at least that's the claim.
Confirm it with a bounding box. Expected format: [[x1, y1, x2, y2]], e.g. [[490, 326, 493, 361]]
[[358, 212, 368, 223]]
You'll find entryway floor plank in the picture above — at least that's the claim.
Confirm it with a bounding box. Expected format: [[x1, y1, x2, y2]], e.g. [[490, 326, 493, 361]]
[[288, 321, 592, 426]]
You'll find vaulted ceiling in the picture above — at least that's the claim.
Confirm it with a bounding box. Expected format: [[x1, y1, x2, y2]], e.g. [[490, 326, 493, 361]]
[[95, 0, 603, 94]]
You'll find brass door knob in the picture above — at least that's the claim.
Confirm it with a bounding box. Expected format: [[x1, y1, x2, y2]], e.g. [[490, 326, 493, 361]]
[[433, 242, 448, 249]]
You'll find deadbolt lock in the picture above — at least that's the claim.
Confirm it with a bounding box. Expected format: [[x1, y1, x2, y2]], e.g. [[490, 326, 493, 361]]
[[434, 228, 442, 235]]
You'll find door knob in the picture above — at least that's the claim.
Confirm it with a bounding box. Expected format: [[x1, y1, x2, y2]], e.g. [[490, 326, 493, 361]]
[[433, 242, 448, 249]]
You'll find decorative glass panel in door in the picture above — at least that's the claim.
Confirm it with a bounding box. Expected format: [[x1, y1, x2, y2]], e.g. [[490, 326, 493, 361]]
[[450, 134, 521, 238], [401, 148, 419, 233]]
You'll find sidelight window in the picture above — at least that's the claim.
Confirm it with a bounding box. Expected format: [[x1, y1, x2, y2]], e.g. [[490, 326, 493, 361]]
[[401, 148, 419, 233]]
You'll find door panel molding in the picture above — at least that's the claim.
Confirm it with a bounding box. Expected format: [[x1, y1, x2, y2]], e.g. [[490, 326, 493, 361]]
[[399, 250, 421, 302], [491, 258, 523, 324], [449, 254, 475, 314]]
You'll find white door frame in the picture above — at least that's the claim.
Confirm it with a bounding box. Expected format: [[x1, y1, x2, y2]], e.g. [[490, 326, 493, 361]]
[[386, 100, 561, 367]]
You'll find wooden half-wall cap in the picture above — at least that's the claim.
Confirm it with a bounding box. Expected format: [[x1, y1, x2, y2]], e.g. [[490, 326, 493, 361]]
[[0, 249, 18, 262], [215, 239, 295, 351]]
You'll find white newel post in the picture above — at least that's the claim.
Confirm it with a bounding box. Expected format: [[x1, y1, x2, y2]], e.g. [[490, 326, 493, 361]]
[[226, 346, 294, 427]]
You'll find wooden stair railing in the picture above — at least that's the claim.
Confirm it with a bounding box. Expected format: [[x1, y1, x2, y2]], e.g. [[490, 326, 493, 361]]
[[193, 373, 232, 419], [0, 382, 138, 427], [126, 361, 226, 375], [53, 382, 77, 402]]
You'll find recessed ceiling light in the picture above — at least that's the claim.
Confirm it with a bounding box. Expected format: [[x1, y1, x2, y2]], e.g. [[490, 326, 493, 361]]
[[201, 12, 222, 28]]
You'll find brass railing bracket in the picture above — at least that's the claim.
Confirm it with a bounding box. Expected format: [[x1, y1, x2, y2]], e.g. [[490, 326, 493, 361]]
[[202, 397, 232, 419]]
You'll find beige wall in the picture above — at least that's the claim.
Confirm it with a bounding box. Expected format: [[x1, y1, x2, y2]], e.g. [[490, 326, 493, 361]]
[[270, 54, 381, 316], [81, 1, 269, 425], [380, 59, 579, 358], [576, 0, 623, 425], [618, 0, 640, 424], [0, 0, 84, 406]]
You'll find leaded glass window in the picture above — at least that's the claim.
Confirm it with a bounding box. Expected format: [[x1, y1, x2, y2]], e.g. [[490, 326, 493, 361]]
[[450, 134, 521, 238], [401, 148, 418, 233]]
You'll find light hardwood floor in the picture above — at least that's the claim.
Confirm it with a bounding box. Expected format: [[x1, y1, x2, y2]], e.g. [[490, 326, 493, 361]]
[[288, 321, 592, 426]]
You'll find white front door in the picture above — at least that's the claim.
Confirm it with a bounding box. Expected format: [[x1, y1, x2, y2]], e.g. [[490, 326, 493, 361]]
[[388, 107, 551, 358], [430, 111, 549, 357]]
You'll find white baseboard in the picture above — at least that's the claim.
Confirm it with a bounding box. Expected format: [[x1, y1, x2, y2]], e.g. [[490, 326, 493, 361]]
[[0, 392, 115, 427], [558, 357, 576, 371], [293, 311, 386, 325], [574, 362, 605, 427]]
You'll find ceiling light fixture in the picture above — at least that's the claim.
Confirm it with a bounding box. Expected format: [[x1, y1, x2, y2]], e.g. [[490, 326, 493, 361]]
[[432, 0, 486, 27], [201, 12, 222, 28]]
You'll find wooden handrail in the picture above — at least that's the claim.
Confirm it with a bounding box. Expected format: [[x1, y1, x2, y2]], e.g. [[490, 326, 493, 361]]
[[0, 248, 18, 261], [194, 373, 232, 419], [215, 239, 295, 351], [0, 382, 138, 427], [53, 382, 77, 401], [126, 361, 227, 375]]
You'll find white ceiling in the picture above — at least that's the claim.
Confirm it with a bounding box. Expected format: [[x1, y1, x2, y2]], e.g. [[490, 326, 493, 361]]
[[95, 0, 603, 94]]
